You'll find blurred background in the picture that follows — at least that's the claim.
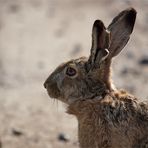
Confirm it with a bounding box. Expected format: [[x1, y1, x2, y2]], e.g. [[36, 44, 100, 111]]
[[0, 0, 148, 147]]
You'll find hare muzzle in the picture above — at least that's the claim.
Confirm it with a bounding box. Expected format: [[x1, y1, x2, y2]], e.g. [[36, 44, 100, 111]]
[[44, 76, 61, 99]]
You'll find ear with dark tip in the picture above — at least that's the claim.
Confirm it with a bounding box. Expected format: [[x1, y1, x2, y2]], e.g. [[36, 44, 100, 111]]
[[107, 8, 137, 58], [87, 20, 110, 70]]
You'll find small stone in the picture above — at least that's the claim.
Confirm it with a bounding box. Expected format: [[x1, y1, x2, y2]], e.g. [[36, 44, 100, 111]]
[[58, 133, 69, 142], [12, 128, 23, 136], [139, 57, 148, 65]]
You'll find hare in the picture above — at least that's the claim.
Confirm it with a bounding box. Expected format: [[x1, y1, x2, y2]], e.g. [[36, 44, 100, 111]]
[[44, 8, 148, 148]]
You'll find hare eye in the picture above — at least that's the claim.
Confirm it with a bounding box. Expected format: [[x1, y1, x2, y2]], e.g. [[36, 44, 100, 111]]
[[66, 67, 77, 77]]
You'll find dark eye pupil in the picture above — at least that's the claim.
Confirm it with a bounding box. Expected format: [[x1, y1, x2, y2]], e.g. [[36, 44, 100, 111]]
[[66, 67, 76, 76]]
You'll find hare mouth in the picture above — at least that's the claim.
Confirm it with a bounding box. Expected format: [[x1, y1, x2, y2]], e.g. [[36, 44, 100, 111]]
[[46, 86, 61, 99]]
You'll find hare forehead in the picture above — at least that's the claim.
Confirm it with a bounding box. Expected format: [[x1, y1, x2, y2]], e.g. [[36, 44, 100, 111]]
[[65, 58, 88, 71]]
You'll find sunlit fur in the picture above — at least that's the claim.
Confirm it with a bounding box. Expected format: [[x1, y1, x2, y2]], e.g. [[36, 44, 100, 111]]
[[44, 8, 148, 148]]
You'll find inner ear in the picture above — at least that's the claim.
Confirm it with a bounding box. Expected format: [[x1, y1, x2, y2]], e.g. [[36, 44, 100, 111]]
[[87, 20, 110, 70], [92, 20, 106, 50]]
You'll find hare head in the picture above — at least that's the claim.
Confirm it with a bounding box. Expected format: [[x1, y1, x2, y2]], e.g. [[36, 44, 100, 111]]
[[44, 8, 137, 104]]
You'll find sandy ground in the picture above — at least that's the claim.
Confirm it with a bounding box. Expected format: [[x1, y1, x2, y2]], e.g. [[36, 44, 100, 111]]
[[0, 0, 148, 148]]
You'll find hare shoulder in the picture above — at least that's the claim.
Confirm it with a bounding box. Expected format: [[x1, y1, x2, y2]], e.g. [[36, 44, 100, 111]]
[[68, 90, 148, 148]]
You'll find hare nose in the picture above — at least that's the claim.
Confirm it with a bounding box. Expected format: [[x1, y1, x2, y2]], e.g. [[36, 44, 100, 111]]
[[43, 82, 46, 89], [44, 80, 48, 89]]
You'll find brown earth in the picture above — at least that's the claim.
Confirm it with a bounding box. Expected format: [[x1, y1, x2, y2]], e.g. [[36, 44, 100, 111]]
[[0, 0, 148, 148]]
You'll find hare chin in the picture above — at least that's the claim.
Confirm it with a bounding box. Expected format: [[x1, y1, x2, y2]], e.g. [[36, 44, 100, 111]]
[[46, 89, 60, 99]]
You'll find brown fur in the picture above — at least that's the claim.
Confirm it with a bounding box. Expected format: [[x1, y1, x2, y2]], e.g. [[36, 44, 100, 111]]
[[67, 90, 148, 148], [44, 8, 148, 148]]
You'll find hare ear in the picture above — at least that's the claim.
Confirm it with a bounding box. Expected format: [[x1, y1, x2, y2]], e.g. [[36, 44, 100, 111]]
[[87, 20, 110, 70], [107, 8, 137, 58]]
